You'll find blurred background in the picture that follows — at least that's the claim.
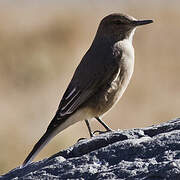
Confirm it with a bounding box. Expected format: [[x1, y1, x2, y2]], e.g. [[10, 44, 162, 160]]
[[0, 0, 180, 174]]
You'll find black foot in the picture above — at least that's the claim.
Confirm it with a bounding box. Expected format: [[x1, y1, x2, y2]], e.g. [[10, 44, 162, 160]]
[[77, 137, 87, 142], [93, 129, 113, 136]]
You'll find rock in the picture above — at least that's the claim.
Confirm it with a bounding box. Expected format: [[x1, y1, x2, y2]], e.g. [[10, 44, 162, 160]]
[[1, 118, 180, 180]]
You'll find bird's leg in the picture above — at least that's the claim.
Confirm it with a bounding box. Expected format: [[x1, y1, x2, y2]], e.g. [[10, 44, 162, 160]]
[[85, 119, 94, 138], [93, 117, 113, 135], [77, 119, 94, 142], [96, 117, 112, 131]]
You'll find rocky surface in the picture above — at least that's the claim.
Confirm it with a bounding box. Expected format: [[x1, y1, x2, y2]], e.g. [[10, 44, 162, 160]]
[[1, 118, 180, 180]]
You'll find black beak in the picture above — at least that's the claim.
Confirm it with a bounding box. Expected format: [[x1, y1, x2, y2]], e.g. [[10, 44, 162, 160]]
[[132, 19, 153, 26]]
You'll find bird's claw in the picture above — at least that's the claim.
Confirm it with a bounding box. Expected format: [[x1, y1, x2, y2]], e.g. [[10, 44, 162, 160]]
[[77, 137, 87, 142], [93, 129, 112, 135]]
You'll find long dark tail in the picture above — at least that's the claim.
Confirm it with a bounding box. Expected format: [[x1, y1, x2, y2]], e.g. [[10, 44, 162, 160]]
[[22, 129, 55, 167], [22, 112, 75, 167]]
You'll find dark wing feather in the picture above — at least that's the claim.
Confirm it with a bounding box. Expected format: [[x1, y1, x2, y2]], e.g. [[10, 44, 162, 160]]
[[47, 47, 121, 130]]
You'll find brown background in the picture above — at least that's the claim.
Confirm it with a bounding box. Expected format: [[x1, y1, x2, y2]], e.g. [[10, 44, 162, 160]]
[[0, 0, 180, 174]]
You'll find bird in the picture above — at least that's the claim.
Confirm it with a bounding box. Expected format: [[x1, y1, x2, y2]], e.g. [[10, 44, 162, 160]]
[[22, 13, 153, 167]]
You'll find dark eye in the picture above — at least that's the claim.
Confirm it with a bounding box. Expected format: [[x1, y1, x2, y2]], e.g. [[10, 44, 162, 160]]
[[113, 20, 122, 25], [113, 20, 126, 25]]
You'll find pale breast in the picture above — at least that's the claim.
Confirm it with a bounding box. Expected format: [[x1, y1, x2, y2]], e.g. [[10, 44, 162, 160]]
[[86, 39, 135, 117], [101, 40, 135, 115]]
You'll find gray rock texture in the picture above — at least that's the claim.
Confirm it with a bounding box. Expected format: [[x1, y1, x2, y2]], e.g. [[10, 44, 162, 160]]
[[1, 118, 180, 180]]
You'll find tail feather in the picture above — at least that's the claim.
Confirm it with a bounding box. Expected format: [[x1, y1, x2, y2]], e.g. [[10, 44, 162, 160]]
[[22, 110, 82, 167], [22, 130, 55, 167]]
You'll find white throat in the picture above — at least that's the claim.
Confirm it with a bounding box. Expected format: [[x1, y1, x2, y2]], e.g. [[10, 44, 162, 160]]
[[128, 28, 136, 43]]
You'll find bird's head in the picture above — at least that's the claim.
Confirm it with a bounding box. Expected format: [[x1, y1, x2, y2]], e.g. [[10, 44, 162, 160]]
[[97, 13, 153, 42]]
